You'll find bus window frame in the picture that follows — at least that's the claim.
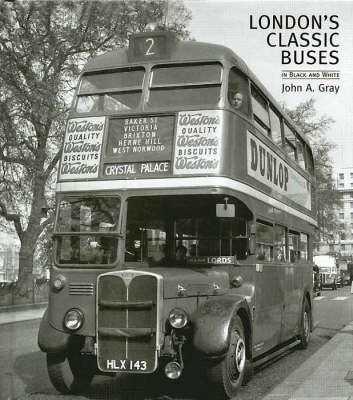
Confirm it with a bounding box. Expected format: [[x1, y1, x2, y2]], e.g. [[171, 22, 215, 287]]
[[288, 230, 300, 264], [227, 66, 251, 115], [283, 123, 298, 161], [274, 224, 287, 263], [53, 195, 123, 268], [75, 67, 146, 114], [269, 106, 284, 147], [296, 139, 307, 170], [146, 61, 224, 110], [251, 85, 271, 138], [149, 61, 223, 88], [255, 219, 274, 262]]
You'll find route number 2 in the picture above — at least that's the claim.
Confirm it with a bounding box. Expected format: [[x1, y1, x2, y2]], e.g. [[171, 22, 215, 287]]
[[145, 38, 155, 56]]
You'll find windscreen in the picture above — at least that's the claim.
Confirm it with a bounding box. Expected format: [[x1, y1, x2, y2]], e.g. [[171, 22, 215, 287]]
[[147, 63, 222, 108], [55, 197, 121, 266], [125, 195, 250, 267], [76, 68, 144, 113]]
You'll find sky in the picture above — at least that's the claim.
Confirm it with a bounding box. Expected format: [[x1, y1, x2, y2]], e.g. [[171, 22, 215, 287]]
[[184, 0, 353, 173]]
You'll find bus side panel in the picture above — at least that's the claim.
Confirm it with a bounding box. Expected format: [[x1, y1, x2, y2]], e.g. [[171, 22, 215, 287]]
[[252, 264, 283, 356], [281, 265, 302, 341]]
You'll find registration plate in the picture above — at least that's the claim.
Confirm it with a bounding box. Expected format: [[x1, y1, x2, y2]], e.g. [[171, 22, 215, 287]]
[[105, 359, 148, 371]]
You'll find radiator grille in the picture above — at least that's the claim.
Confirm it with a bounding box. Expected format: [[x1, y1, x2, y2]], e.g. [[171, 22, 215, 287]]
[[97, 271, 160, 373], [69, 283, 94, 296]]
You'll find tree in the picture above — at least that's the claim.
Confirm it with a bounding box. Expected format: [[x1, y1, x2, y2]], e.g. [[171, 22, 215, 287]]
[[284, 99, 340, 242], [0, 0, 191, 296]]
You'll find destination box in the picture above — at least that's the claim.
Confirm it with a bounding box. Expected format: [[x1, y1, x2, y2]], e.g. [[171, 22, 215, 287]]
[[105, 115, 174, 162]]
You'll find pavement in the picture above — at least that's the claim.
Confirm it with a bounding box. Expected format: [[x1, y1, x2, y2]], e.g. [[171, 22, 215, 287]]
[[0, 302, 46, 325], [1, 304, 353, 399], [264, 321, 353, 400]]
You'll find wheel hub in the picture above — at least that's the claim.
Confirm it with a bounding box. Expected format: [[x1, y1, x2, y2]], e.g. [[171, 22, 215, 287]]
[[228, 331, 246, 381]]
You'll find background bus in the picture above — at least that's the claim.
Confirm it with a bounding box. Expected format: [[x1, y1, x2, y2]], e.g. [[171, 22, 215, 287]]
[[39, 30, 316, 399], [313, 255, 338, 290]]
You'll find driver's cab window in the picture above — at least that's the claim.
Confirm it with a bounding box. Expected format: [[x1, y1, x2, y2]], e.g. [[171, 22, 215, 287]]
[[125, 195, 251, 266], [228, 67, 250, 114], [175, 217, 247, 261]]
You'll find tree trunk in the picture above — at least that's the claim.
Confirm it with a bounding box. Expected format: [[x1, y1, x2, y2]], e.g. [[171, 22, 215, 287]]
[[16, 173, 45, 298], [16, 235, 37, 300]]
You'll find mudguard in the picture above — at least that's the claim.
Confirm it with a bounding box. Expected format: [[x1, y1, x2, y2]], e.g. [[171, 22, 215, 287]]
[[38, 309, 71, 353], [191, 294, 251, 358]]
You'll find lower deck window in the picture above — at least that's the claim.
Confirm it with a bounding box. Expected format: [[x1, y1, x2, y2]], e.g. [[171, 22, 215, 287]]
[[300, 233, 308, 261], [55, 197, 120, 266], [125, 195, 250, 266], [288, 231, 300, 263], [274, 225, 287, 262], [56, 235, 118, 265], [256, 220, 273, 261]]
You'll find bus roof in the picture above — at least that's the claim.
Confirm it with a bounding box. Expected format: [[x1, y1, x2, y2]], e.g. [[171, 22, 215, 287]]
[[82, 39, 311, 149]]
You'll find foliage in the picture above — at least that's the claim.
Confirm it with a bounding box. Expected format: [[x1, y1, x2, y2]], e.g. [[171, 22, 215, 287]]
[[284, 99, 340, 242], [0, 0, 191, 292]]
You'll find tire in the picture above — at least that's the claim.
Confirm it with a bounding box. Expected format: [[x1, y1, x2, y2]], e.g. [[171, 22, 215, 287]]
[[298, 299, 311, 349], [47, 352, 95, 394], [205, 316, 246, 399]]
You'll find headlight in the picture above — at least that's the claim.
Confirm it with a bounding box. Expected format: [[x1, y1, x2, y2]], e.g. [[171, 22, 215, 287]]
[[168, 308, 188, 329], [64, 308, 84, 331]]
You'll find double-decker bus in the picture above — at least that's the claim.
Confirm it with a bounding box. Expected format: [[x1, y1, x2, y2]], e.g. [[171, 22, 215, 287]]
[[38, 30, 316, 399]]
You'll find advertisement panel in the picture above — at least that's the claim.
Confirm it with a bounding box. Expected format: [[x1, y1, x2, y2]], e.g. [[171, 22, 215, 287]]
[[247, 131, 311, 210], [173, 110, 223, 175], [59, 117, 105, 180]]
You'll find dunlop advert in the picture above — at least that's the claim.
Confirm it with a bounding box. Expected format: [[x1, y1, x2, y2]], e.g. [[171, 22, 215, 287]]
[[59, 117, 105, 180], [247, 131, 311, 210]]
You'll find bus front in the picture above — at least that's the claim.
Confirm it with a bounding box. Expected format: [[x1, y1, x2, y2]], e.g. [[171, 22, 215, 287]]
[[39, 32, 255, 397]]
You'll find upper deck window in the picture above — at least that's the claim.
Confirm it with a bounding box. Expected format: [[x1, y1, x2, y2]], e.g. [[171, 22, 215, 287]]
[[152, 63, 221, 86], [147, 62, 222, 108], [76, 68, 144, 113], [269, 107, 283, 146], [228, 68, 249, 115], [284, 123, 297, 161], [251, 86, 270, 136], [297, 140, 307, 170]]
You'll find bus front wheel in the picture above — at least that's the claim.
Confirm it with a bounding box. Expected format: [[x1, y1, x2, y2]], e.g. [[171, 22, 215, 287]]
[[47, 352, 95, 394], [205, 316, 246, 398]]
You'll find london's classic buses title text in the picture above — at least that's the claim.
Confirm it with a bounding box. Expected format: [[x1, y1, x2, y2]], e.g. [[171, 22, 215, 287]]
[[249, 14, 339, 65]]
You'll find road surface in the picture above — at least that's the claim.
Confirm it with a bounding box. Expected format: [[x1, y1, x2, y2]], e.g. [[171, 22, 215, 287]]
[[1, 286, 352, 400]]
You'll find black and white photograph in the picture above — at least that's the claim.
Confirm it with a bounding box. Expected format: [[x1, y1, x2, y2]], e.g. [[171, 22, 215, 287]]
[[0, 1, 353, 399]]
